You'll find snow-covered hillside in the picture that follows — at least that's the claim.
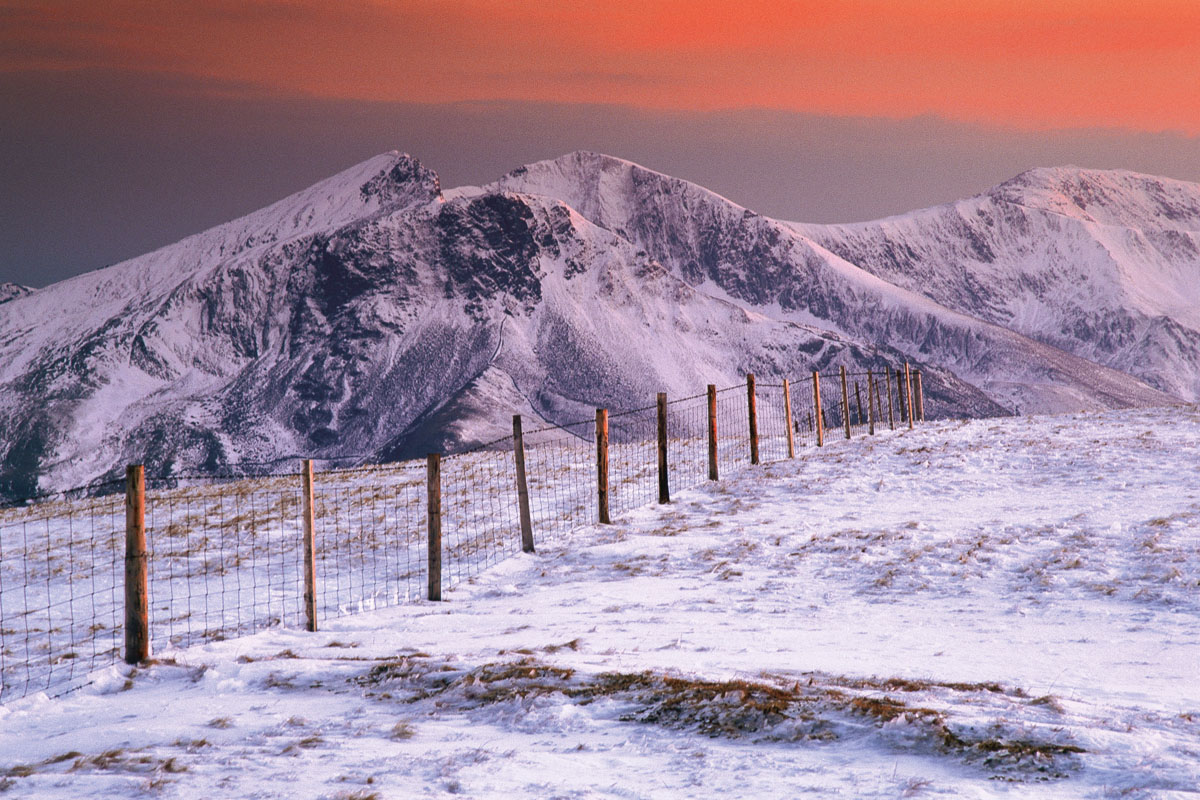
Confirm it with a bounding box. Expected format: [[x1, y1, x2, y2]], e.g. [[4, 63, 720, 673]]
[[1, 408, 1197, 797], [793, 167, 1200, 400], [0, 152, 1185, 498]]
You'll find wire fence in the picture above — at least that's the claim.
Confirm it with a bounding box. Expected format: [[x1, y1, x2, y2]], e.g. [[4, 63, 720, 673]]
[[0, 366, 924, 704]]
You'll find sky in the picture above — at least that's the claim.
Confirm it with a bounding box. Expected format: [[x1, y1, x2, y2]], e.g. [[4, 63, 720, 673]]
[[4, 0, 1200, 287]]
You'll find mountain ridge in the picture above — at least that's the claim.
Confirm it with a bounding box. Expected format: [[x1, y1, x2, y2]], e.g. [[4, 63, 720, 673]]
[[0, 151, 1186, 497]]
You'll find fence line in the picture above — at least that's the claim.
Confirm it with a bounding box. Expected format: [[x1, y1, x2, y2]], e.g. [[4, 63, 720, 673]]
[[0, 366, 926, 703]]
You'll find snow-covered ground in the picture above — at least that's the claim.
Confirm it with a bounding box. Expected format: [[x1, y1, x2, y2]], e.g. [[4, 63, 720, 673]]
[[1, 407, 1198, 798]]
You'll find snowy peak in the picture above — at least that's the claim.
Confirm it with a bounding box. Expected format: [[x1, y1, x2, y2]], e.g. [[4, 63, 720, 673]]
[[357, 151, 443, 210], [988, 166, 1200, 231], [493, 149, 747, 231]]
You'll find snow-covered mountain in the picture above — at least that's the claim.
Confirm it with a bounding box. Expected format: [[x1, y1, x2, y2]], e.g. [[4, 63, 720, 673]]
[[0, 152, 1182, 497], [792, 167, 1200, 401]]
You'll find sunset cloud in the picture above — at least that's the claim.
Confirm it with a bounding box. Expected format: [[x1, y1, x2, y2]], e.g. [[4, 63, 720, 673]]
[[4, 0, 1200, 132]]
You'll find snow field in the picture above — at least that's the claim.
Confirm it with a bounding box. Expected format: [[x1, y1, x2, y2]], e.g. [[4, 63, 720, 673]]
[[1, 406, 1197, 797]]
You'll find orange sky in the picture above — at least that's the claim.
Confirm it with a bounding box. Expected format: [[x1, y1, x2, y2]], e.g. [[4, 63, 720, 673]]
[[5, 0, 1200, 132]]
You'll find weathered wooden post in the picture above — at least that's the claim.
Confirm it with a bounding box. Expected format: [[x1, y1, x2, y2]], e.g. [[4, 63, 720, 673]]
[[707, 384, 719, 481], [887, 369, 896, 430], [854, 381, 864, 426], [427, 453, 442, 601], [840, 366, 852, 440], [874, 374, 884, 423], [895, 367, 906, 425], [656, 393, 670, 504], [812, 371, 824, 447], [904, 362, 915, 430], [124, 464, 149, 664], [512, 415, 535, 552], [747, 373, 760, 465], [301, 459, 317, 632], [783, 378, 795, 458], [596, 409, 611, 523], [867, 370, 876, 436], [915, 370, 925, 422]]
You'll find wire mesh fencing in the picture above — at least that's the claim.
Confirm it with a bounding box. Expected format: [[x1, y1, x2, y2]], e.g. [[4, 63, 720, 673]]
[[1, 366, 926, 705], [311, 461, 427, 621], [0, 482, 124, 703], [521, 416, 597, 542]]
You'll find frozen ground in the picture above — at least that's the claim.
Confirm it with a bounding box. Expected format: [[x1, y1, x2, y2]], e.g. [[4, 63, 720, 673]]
[[1, 407, 1198, 798]]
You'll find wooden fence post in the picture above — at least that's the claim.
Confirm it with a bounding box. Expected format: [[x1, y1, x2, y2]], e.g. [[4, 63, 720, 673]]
[[915, 370, 925, 422], [596, 409, 611, 523], [124, 464, 148, 664], [867, 370, 876, 436], [301, 459, 317, 632], [783, 378, 795, 458], [657, 393, 670, 504], [427, 453, 442, 601], [512, 415, 535, 552], [874, 374, 884, 424], [854, 381, 864, 426], [812, 371, 824, 447], [895, 367, 906, 425], [747, 373, 759, 465], [707, 384, 719, 480], [887, 369, 896, 430], [840, 366, 852, 440], [905, 362, 915, 430]]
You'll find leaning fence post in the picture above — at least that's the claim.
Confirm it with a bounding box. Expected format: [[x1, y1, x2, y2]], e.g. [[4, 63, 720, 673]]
[[915, 370, 925, 422], [427, 453, 442, 601], [707, 384, 719, 480], [124, 464, 149, 664], [887, 368, 896, 430], [854, 381, 864, 426], [747, 373, 760, 465], [812, 371, 824, 447], [301, 459, 317, 632], [657, 393, 670, 504], [895, 367, 906, 426], [512, 415, 535, 552], [904, 362, 915, 430], [783, 378, 795, 458], [867, 370, 876, 436], [840, 366, 852, 440], [596, 409, 611, 523]]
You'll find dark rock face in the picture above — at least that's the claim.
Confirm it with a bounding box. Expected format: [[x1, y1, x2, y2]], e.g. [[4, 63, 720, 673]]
[[0, 153, 1183, 498]]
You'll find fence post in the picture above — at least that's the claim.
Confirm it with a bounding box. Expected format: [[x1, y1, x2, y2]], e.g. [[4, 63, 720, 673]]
[[596, 409, 610, 523], [427, 453, 442, 601], [124, 464, 149, 664], [301, 459, 317, 632], [512, 415, 535, 552], [895, 367, 906, 425], [854, 381, 864, 426], [840, 366, 852, 440], [867, 370, 876, 436], [707, 384, 719, 480], [747, 373, 760, 465], [874, 374, 884, 424], [783, 378, 795, 458], [657, 393, 670, 504], [915, 370, 925, 422], [812, 371, 824, 447], [905, 362, 915, 430], [887, 368, 896, 430]]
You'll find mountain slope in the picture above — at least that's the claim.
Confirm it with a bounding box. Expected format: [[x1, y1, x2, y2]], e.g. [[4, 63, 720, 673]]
[[791, 167, 1200, 400], [494, 152, 1176, 414]]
